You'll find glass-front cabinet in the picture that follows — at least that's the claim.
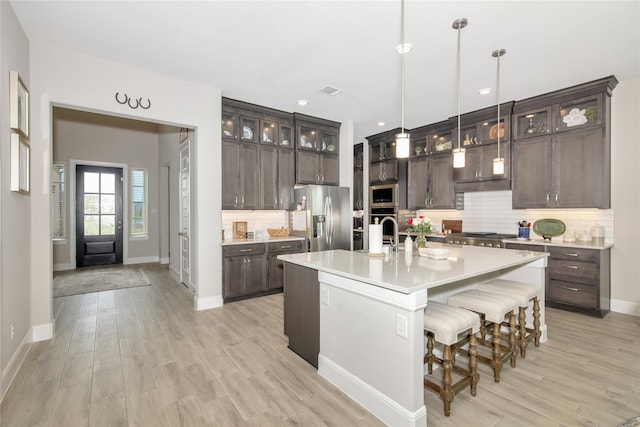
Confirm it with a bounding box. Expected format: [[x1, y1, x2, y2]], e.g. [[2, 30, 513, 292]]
[[222, 112, 238, 140], [294, 113, 341, 185]]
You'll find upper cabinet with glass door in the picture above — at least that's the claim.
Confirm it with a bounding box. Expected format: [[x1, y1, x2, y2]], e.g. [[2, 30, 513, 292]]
[[513, 76, 617, 140], [222, 98, 294, 147], [294, 113, 340, 154], [453, 102, 514, 147]]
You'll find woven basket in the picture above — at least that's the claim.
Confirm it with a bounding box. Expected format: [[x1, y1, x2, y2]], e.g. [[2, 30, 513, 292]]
[[267, 227, 291, 237]]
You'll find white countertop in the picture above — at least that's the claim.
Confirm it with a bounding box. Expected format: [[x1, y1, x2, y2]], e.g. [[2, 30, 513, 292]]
[[279, 244, 548, 294], [502, 238, 613, 250], [221, 236, 305, 246]]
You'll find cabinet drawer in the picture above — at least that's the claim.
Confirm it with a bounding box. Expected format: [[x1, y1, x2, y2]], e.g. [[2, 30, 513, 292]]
[[268, 240, 304, 254], [548, 259, 598, 285], [223, 243, 266, 257], [548, 246, 598, 263], [548, 279, 597, 308], [505, 243, 545, 252]]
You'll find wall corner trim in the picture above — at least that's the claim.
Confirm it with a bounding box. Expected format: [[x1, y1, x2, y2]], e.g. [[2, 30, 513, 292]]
[[32, 322, 54, 342], [195, 295, 223, 311]]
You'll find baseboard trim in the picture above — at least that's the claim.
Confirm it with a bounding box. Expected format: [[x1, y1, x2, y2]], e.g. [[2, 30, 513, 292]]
[[195, 295, 223, 311], [1, 331, 32, 402], [159, 257, 170, 265], [611, 299, 640, 316], [32, 321, 54, 342], [124, 256, 159, 265], [53, 263, 72, 272], [318, 354, 427, 427], [169, 264, 180, 279]]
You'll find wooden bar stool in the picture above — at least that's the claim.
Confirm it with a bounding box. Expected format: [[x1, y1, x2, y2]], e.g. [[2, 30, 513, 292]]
[[423, 301, 480, 417], [478, 279, 541, 358], [447, 290, 519, 383]]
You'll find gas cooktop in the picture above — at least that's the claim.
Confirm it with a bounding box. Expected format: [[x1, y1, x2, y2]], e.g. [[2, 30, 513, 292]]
[[446, 232, 517, 248]]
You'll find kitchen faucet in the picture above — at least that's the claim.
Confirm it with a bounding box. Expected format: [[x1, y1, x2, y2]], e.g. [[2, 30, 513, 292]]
[[380, 216, 399, 252]]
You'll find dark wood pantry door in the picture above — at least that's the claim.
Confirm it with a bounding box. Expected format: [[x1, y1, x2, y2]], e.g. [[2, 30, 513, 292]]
[[76, 165, 123, 267]]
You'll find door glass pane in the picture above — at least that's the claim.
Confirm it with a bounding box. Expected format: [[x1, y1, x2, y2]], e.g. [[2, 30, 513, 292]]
[[101, 215, 115, 235], [84, 194, 100, 214], [101, 194, 115, 214], [84, 215, 100, 235], [101, 173, 115, 194], [84, 172, 99, 193], [132, 218, 145, 234]]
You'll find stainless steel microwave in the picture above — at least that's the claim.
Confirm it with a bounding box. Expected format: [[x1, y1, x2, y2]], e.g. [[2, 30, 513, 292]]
[[370, 184, 398, 208]]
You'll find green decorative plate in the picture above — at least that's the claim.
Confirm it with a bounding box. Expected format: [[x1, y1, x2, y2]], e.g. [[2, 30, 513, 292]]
[[533, 219, 566, 241]]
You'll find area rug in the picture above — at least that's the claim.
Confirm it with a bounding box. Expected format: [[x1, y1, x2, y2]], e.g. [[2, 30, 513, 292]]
[[53, 265, 151, 297]]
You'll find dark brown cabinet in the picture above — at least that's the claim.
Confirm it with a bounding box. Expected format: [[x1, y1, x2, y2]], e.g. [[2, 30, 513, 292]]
[[353, 143, 364, 210], [512, 76, 617, 209], [453, 102, 514, 193], [267, 240, 305, 291], [222, 244, 267, 301], [294, 113, 341, 186], [505, 242, 610, 317], [221, 140, 259, 209], [283, 262, 319, 367], [368, 128, 400, 183], [223, 98, 296, 210], [407, 121, 456, 209]]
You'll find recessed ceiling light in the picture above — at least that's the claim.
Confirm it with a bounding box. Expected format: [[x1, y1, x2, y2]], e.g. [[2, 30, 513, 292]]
[[478, 88, 492, 95], [395, 42, 413, 54], [297, 99, 308, 106], [377, 121, 386, 126]]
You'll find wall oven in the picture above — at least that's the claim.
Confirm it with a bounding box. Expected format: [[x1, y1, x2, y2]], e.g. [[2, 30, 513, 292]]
[[370, 184, 398, 208]]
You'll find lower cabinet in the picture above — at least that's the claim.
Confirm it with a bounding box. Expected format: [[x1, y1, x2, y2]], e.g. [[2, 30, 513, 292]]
[[223, 239, 306, 302], [283, 262, 319, 368], [267, 240, 305, 290], [505, 243, 610, 317], [222, 244, 267, 301]]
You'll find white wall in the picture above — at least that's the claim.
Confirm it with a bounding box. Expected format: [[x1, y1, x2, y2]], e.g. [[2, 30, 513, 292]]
[[52, 108, 161, 268], [610, 77, 640, 315], [1, 1, 32, 399], [29, 43, 223, 342]]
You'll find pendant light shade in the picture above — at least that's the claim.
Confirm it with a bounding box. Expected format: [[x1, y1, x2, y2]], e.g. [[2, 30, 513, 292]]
[[395, 0, 410, 158], [452, 18, 468, 168], [492, 48, 506, 175]]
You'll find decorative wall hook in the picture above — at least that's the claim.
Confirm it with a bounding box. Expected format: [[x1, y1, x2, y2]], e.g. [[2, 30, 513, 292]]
[[115, 92, 151, 110]]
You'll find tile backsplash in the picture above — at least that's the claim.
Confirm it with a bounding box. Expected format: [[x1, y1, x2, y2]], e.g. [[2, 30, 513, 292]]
[[221, 210, 289, 240], [417, 190, 614, 243]]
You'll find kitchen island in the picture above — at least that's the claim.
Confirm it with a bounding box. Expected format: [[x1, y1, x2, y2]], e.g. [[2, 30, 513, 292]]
[[279, 245, 548, 427]]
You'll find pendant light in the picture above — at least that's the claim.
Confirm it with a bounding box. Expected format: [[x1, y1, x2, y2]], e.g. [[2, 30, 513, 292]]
[[492, 48, 506, 175], [395, 0, 410, 159], [452, 18, 468, 168]]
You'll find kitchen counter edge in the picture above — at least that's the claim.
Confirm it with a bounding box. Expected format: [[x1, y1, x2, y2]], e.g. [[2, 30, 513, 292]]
[[502, 238, 613, 250], [221, 236, 306, 246]]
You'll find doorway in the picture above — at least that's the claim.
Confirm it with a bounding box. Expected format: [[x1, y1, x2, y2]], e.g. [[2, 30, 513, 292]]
[[75, 164, 123, 267]]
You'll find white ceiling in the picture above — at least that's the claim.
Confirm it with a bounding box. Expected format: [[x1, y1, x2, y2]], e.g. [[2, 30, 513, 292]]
[[10, 0, 640, 142]]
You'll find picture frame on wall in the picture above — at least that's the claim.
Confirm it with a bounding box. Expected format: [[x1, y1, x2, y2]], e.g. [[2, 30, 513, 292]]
[[10, 132, 30, 194], [9, 70, 29, 139]]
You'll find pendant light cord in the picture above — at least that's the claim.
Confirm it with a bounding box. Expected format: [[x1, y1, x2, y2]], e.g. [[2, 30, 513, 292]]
[[456, 22, 462, 150], [497, 51, 501, 158], [400, 0, 406, 134]]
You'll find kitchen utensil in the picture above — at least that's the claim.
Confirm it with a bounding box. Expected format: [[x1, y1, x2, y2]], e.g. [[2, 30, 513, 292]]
[[532, 219, 566, 241]]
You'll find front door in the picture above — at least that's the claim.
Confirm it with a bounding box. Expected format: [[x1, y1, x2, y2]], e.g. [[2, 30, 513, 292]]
[[76, 165, 123, 267], [179, 142, 191, 285]]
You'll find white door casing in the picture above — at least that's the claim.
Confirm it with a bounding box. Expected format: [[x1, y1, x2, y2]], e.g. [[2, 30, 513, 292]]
[[179, 141, 191, 286]]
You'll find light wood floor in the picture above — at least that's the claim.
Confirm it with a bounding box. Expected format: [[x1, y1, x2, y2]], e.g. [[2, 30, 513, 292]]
[[1, 263, 638, 426]]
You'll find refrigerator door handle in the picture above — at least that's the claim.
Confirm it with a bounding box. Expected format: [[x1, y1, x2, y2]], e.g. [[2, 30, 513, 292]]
[[324, 196, 332, 246]]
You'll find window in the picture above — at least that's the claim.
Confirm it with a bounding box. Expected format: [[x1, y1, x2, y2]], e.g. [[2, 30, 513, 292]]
[[131, 169, 148, 237], [51, 162, 66, 240]]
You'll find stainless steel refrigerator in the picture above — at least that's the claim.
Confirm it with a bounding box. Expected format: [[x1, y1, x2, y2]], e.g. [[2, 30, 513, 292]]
[[290, 185, 351, 251]]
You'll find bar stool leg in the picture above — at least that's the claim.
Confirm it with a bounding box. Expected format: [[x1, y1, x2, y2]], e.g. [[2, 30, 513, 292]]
[[491, 322, 502, 382], [533, 298, 541, 347], [518, 306, 527, 357], [509, 312, 517, 368], [469, 333, 478, 396], [442, 345, 453, 416], [426, 332, 435, 374]]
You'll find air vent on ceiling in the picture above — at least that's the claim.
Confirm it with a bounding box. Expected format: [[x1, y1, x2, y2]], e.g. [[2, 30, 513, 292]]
[[318, 86, 343, 96]]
